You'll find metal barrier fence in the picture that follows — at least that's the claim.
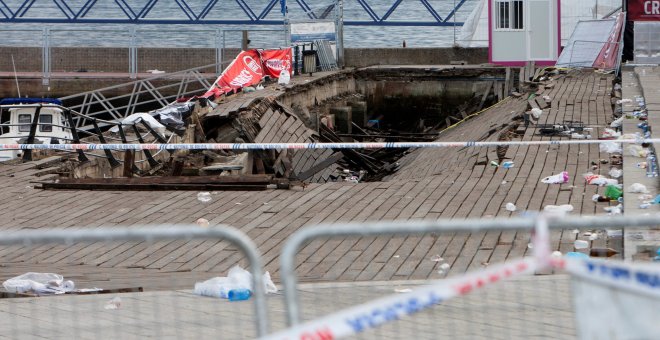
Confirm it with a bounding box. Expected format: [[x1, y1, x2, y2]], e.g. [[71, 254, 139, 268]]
[[0, 27, 286, 85], [0, 226, 269, 338], [274, 215, 660, 339]]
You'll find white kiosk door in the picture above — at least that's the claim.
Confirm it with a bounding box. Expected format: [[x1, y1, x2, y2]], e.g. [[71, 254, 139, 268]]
[[526, 0, 554, 60]]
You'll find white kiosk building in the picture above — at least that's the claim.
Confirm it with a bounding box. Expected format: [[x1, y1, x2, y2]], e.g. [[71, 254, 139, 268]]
[[488, 0, 561, 66]]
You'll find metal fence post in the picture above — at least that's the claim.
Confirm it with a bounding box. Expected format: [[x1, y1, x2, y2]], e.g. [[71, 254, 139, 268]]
[[42, 27, 50, 86], [129, 27, 137, 79], [216, 28, 222, 76]]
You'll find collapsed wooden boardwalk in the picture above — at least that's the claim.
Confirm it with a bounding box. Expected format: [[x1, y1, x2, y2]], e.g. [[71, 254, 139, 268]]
[[0, 70, 618, 291]]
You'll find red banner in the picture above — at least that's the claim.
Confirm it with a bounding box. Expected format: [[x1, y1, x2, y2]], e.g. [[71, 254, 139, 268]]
[[593, 12, 625, 70], [628, 0, 660, 21], [204, 49, 263, 97], [202, 48, 292, 98], [260, 48, 293, 78]]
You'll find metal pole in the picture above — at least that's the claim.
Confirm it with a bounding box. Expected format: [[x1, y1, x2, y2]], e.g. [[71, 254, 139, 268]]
[[42, 27, 50, 86], [453, 0, 457, 46], [129, 27, 137, 79], [215, 29, 222, 76], [336, 0, 344, 67]]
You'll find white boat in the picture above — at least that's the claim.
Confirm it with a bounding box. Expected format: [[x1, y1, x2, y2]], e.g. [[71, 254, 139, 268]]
[[0, 98, 73, 161]]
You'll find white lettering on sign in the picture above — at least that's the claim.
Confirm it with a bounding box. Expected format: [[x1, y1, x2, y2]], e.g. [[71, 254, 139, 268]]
[[645, 1, 660, 14], [229, 69, 253, 87], [242, 56, 263, 75]]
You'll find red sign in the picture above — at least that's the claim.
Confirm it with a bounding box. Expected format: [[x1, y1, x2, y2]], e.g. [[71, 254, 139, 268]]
[[260, 48, 293, 78], [204, 49, 263, 97], [593, 13, 625, 70], [628, 0, 660, 21]]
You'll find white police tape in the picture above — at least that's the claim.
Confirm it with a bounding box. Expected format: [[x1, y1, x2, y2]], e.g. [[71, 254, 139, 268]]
[[555, 257, 660, 299], [261, 258, 538, 340], [0, 138, 652, 151]]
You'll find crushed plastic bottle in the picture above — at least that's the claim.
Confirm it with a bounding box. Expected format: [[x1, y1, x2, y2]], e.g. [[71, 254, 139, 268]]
[[502, 161, 514, 169], [228, 288, 252, 301], [197, 192, 212, 203], [574, 240, 589, 249]]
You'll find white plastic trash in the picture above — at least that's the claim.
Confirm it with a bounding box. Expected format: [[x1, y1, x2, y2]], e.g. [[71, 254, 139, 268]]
[[530, 108, 543, 119], [608, 168, 622, 178], [544, 204, 574, 214], [278, 70, 291, 85], [599, 142, 622, 154], [197, 192, 212, 203], [193, 265, 277, 299], [628, 183, 649, 194], [2, 272, 75, 294], [574, 240, 589, 249], [505, 203, 517, 212], [541, 171, 569, 184]]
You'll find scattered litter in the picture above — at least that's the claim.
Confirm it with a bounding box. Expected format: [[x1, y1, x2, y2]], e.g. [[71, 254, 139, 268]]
[[571, 133, 589, 139], [197, 192, 212, 203], [584, 173, 618, 186], [505, 203, 517, 212], [637, 162, 647, 169], [628, 183, 649, 194], [193, 265, 277, 299], [235, 202, 243, 205], [543, 95, 551, 101], [604, 185, 623, 200], [602, 128, 621, 138], [610, 116, 624, 128], [551, 251, 563, 258], [640, 203, 652, 209], [604, 204, 623, 215], [490, 161, 499, 167], [628, 145, 649, 158], [104, 297, 121, 310], [431, 255, 443, 262], [541, 171, 569, 184], [606, 230, 623, 237], [392, 255, 400, 258], [588, 233, 598, 241], [3, 273, 75, 294], [543, 204, 574, 214], [592, 194, 602, 202], [501, 161, 514, 169], [146, 69, 165, 74], [256, 84, 265, 91], [243, 86, 256, 93], [608, 168, 622, 178], [566, 252, 589, 259], [638, 194, 654, 201], [438, 263, 450, 272], [196, 218, 209, 228], [530, 108, 543, 119], [501, 181, 507, 185], [395, 288, 412, 293], [527, 243, 534, 249], [278, 70, 291, 85], [599, 141, 622, 154], [616, 98, 632, 105], [574, 240, 589, 249]]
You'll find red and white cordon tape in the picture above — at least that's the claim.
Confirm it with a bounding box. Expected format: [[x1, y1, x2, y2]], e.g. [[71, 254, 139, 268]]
[[262, 217, 660, 340], [0, 138, 653, 151], [262, 258, 538, 340]]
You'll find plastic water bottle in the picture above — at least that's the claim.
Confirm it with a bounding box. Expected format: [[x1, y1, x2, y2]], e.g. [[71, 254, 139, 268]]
[[228, 289, 251, 301], [646, 153, 658, 177], [502, 161, 514, 169]]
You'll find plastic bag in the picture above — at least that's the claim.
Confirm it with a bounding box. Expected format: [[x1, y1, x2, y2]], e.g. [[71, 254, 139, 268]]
[[2, 272, 74, 294], [541, 171, 569, 184], [278, 70, 291, 85], [601, 128, 621, 139], [628, 183, 650, 194], [193, 265, 277, 299], [544, 204, 574, 214], [530, 108, 543, 120], [599, 141, 622, 154], [610, 117, 624, 128], [583, 173, 618, 186], [628, 145, 649, 158], [608, 168, 622, 178]]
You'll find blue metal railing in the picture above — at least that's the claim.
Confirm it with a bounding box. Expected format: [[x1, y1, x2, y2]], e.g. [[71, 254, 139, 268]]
[[0, 0, 467, 26]]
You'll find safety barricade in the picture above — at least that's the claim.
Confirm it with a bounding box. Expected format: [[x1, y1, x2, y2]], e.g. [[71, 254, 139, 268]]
[[0, 226, 269, 338]]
